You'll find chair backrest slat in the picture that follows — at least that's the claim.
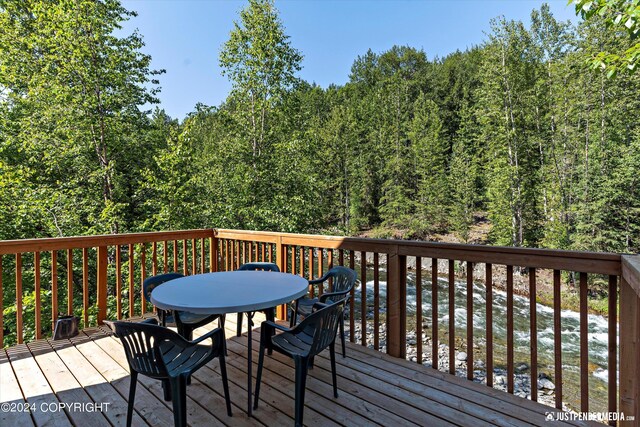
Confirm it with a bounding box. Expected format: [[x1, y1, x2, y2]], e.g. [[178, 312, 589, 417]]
[[109, 319, 185, 378], [294, 299, 345, 357], [328, 266, 357, 294]]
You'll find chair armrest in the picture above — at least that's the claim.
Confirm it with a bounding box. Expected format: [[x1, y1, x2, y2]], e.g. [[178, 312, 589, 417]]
[[190, 327, 223, 346], [312, 301, 329, 311], [308, 270, 331, 286], [105, 317, 158, 335], [319, 290, 350, 303], [262, 320, 291, 333]]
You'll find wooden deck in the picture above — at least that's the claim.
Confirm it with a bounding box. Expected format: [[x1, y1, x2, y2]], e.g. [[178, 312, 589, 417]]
[[1, 316, 600, 427]]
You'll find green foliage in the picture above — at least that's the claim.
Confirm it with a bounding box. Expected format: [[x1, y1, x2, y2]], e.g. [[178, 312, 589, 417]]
[[477, 17, 544, 246], [449, 102, 479, 241], [210, 0, 311, 232], [0, 0, 163, 238], [1, 1, 636, 247], [219, 0, 302, 159], [571, 0, 640, 75], [1, 1, 637, 250], [411, 94, 449, 233], [2, 289, 51, 345]]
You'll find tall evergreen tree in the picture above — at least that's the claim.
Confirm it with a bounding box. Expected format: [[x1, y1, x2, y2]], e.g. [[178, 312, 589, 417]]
[[530, 4, 576, 248], [410, 94, 448, 234], [449, 100, 480, 241], [478, 17, 543, 247]]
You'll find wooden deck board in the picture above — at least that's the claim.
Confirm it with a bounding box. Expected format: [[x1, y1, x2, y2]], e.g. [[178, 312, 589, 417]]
[[335, 343, 542, 426], [26, 339, 111, 427], [221, 338, 355, 427], [47, 337, 148, 426], [224, 337, 405, 426], [255, 342, 479, 426], [0, 349, 35, 427], [228, 333, 450, 427], [1, 315, 603, 427], [344, 341, 593, 427], [6, 344, 72, 427], [72, 329, 173, 427]]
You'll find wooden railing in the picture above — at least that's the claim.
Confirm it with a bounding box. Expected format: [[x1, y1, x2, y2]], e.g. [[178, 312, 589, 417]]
[[0, 229, 216, 345], [1, 228, 638, 424]]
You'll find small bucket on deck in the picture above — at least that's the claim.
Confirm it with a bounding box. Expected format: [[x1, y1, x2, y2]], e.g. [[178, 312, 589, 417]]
[[53, 315, 79, 340]]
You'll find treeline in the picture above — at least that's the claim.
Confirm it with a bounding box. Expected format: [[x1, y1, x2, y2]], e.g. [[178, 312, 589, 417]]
[[2, 1, 639, 255]]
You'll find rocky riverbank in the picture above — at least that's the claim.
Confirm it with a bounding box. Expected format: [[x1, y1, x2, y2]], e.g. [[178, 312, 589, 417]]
[[350, 322, 571, 412]]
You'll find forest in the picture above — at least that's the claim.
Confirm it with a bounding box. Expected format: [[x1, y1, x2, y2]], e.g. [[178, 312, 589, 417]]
[[1, 0, 639, 256]]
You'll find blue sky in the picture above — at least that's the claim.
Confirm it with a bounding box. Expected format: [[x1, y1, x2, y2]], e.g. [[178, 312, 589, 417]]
[[121, 0, 578, 120]]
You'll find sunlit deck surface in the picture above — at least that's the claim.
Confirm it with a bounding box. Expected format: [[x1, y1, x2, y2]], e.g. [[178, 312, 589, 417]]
[[1, 316, 599, 427]]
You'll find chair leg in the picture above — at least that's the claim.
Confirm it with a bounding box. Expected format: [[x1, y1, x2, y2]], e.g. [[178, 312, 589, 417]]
[[170, 376, 188, 427], [330, 343, 339, 398], [126, 371, 138, 427], [179, 376, 187, 426], [253, 341, 266, 410], [220, 317, 228, 357], [219, 353, 233, 416], [162, 379, 172, 401], [339, 317, 346, 358], [176, 322, 185, 338], [289, 302, 298, 327], [265, 308, 274, 355], [294, 357, 309, 427], [180, 326, 194, 386], [236, 312, 243, 337], [159, 309, 167, 327], [266, 308, 275, 323]]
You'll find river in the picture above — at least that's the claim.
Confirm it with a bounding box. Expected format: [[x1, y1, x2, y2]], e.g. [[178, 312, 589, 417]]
[[350, 268, 616, 412]]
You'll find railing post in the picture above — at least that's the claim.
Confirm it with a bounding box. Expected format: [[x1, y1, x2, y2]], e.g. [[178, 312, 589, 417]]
[[620, 255, 640, 425], [276, 235, 286, 320], [210, 230, 218, 273], [0, 254, 3, 347], [387, 245, 406, 359], [97, 246, 108, 324]]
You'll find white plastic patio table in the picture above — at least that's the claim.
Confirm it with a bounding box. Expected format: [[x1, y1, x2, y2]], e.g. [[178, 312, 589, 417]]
[[150, 270, 309, 417]]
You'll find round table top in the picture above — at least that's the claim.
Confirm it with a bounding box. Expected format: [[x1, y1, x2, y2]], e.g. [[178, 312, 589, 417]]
[[150, 271, 309, 315]]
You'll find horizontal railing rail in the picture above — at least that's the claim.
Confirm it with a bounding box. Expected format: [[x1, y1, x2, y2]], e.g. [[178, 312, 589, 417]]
[[0, 229, 213, 254], [214, 229, 622, 274], [1, 228, 637, 424]]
